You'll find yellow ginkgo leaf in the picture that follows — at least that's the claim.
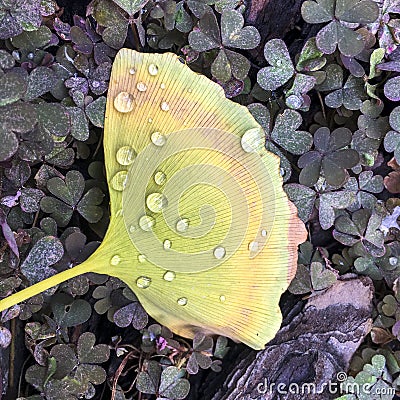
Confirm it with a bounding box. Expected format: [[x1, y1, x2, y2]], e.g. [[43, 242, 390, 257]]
[[0, 49, 307, 350]]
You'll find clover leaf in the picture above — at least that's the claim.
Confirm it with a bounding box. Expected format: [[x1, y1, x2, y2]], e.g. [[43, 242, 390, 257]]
[[189, 10, 260, 82], [333, 209, 385, 257], [301, 0, 379, 56], [344, 171, 384, 210], [0, 0, 42, 39], [20, 236, 64, 285], [298, 127, 359, 187], [257, 39, 317, 109], [384, 106, 400, 163], [270, 109, 313, 155], [40, 170, 104, 227], [186, 333, 213, 374]]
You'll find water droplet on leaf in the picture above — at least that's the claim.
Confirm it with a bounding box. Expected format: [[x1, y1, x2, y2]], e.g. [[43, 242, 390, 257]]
[[177, 297, 188, 306], [219, 295, 226, 302], [389, 257, 398, 266], [136, 276, 151, 289], [137, 82, 147, 92], [154, 171, 167, 185], [160, 101, 170, 111], [160, 83, 166, 89], [176, 218, 189, 232], [151, 132, 166, 146], [114, 92, 134, 113], [129, 68, 135, 75], [213, 246, 226, 259], [111, 171, 128, 191], [138, 254, 147, 263], [261, 229, 267, 237], [163, 271, 176, 281], [146, 193, 168, 213], [116, 146, 136, 165], [248, 241, 259, 252], [139, 215, 155, 231], [148, 64, 159, 76], [241, 128, 263, 152], [163, 239, 172, 250], [110, 255, 121, 265]]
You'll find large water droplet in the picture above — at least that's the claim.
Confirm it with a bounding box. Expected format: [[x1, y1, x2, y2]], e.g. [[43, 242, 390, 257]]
[[248, 241, 259, 252], [139, 215, 155, 231], [110, 255, 121, 265], [241, 128, 263, 152], [148, 64, 159, 76], [160, 101, 170, 111], [163, 271, 176, 281], [151, 132, 166, 146], [116, 146, 136, 166], [176, 218, 189, 232], [114, 92, 134, 113], [389, 256, 398, 266], [219, 295, 226, 302], [137, 82, 147, 92], [213, 246, 226, 260], [177, 297, 188, 306], [163, 239, 172, 250], [138, 254, 147, 263], [146, 193, 168, 213], [111, 171, 128, 191], [136, 276, 151, 289], [154, 171, 166, 185]]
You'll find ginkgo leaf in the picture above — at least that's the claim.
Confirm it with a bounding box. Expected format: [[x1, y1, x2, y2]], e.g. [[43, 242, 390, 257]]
[[0, 50, 307, 350]]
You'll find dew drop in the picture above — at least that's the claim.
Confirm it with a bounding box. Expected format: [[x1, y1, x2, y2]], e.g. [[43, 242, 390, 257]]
[[389, 256, 398, 266], [116, 146, 136, 166], [129, 68, 136, 75], [219, 295, 226, 302], [139, 215, 155, 231], [163, 271, 176, 281], [146, 192, 168, 213], [110, 255, 121, 265], [137, 82, 147, 92], [148, 118, 153, 123], [177, 297, 188, 306], [176, 218, 189, 232], [248, 241, 259, 252], [92, 80, 100, 88], [280, 168, 285, 176], [154, 171, 167, 185], [148, 64, 159, 76], [163, 239, 172, 250], [138, 254, 147, 263], [276, 60, 283, 66], [27, 52, 34, 60], [160, 101, 170, 111], [261, 229, 267, 237], [151, 132, 166, 146], [111, 171, 128, 191], [129, 225, 136, 233], [213, 246, 226, 260], [136, 276, 151, 289], [241, 128, 263, 152], [160, 83, 166, 89], [114, 92, 134, 113]]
